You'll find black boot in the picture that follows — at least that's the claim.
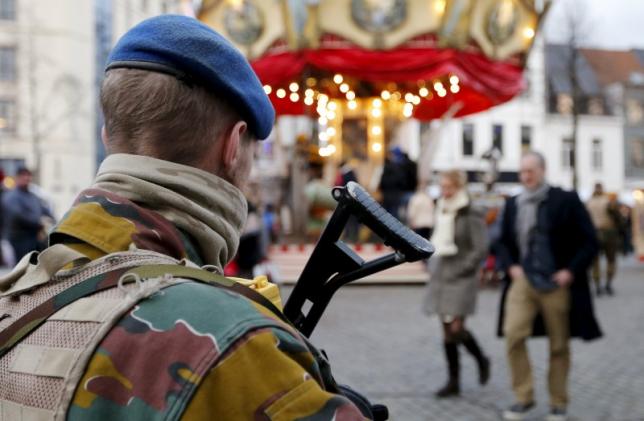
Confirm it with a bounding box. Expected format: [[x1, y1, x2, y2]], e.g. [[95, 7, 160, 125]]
[[435, 342, 460, 398], [461, 330, 491, 385]]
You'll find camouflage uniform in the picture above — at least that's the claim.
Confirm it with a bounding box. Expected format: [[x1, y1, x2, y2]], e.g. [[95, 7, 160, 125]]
[[0, 181, 364, 420]]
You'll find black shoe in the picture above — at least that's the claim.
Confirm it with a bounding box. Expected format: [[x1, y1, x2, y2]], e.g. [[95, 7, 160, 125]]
[[434, 380, 460, 398], [606, 285, 614, 296], [479, 356, 491, 385], [596, 286, 603, 296], [546, 406, 567, 421], [502, 402, 535, 420]]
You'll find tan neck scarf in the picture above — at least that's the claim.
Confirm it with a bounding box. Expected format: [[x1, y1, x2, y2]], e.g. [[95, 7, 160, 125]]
[[92, 154, 247, 271]]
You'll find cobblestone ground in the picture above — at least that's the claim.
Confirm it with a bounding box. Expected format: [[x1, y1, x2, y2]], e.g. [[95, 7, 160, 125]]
[[285, 258, 644, 421]]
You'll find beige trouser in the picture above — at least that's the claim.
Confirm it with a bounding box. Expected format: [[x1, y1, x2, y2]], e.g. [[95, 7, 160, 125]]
[[503, 276, 570, 407]]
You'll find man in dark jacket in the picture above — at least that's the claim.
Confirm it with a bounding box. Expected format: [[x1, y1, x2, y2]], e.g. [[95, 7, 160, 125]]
[[495, 151, 601, 421], [2, 167, 53, 260]]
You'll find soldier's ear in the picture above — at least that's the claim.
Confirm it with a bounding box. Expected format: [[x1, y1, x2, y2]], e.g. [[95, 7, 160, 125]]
[[222, 121, 248, 169], [101, 126, 108, 147]]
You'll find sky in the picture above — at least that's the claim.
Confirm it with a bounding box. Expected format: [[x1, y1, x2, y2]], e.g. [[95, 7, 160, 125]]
[[543, 0, 644, 49]]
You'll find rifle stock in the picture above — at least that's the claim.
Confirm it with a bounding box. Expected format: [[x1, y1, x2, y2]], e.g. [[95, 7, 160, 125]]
[[284, 182, 434, 337]]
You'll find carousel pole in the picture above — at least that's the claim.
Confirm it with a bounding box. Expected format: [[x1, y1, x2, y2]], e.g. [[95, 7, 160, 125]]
[[417, 102, 463, 186]]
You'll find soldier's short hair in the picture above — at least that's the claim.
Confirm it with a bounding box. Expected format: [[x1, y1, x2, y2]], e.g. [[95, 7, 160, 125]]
[[100, 68, 243, 166]]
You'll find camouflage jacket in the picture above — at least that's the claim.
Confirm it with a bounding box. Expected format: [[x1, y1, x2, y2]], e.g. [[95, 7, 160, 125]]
[[42, 189, 365, 420]]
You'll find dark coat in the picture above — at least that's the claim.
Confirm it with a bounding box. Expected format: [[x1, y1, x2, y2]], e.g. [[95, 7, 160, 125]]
[[495, 187, 602, 341]]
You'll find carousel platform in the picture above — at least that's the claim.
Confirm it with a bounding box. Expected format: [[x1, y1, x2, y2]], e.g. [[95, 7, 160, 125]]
[[267, 243, 429, 285]]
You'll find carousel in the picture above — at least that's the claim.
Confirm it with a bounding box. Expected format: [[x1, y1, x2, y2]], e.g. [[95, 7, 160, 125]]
[[195, 0, 550, 235]]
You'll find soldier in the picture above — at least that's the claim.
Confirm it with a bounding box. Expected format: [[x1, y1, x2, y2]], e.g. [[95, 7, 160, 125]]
[[0, 16, 365, 420]]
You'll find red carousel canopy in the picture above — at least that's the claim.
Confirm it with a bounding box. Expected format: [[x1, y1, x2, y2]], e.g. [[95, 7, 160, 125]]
[[199, 0, 550, 121]]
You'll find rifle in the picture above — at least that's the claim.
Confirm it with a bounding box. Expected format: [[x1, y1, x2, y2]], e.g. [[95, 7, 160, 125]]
[[283, 182, 434, 420]]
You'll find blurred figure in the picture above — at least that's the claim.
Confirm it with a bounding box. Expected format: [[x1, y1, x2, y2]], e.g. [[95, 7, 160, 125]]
[[586, 183, 623, 296], [618, 203, 633, 255], [423, 170, 489, 398], [379, 146, 416, 220], [2, 167, 54, 261], [236, 200, 264, 279], [262, 203, 279, 244], [304, 163, 336, 240], [496, 151, 601, 421], [482, 205, 505, 287], [336, 160, 360, 242], [0, 169, 5, 266], [335, 159, 358, 186], [407, 181, 435, 240]]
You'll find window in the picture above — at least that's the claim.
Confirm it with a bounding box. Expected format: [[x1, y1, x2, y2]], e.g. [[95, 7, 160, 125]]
[[588, 98, 604, 115], [592, 138, 602, 170], [521, 125, 532, 152], [492, 124, 503, 154], [0, 47, 16, 81], [626, 99, 643, 124], [0, 99, 16, 133], [557, 93, 573, 115], [562, 137, 574, 169], [0, 0, 15, 20], [462, 123, 474, 156]]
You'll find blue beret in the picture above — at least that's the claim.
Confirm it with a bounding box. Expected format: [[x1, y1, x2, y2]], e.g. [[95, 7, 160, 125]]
[[106, 15, 275, 140]]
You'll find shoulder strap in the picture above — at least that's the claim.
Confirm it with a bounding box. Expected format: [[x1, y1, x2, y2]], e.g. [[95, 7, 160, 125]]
[[128, 265, 290, 325], [0, 264, 290, 359]]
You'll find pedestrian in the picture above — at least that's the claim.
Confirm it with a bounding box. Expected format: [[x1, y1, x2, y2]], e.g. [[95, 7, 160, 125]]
[[423, 170, 490, 398], [379, 146, 415, 220], [336, 160, 360, 242], [1, 167, 54, 261], [0, 16, 365, 420], [618, 203, 633, 255], [0, 169, 4, 266], [586, 183, 622, 296], [305, 162, 336, 240], [407, 181, 435, 240], [496, 151, 602, 421]]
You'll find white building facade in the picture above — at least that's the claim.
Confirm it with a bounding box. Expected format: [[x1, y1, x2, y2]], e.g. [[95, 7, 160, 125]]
[[427, 38, 626, 198], [0, 0, 182, 217]]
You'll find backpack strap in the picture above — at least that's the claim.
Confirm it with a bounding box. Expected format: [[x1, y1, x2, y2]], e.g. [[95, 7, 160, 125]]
[[0, 264, 290, 359], [129, 265, 290, 325]]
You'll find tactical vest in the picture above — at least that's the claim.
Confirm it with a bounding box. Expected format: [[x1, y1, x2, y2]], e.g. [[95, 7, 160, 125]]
[[0, 246, 284, 421]]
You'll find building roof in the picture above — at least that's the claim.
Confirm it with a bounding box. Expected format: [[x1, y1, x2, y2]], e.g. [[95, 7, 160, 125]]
[[634, 49, 644, 66], [581, 48, 644, 87], [545, 44, 601, 96], [546, 44, 644, 95]]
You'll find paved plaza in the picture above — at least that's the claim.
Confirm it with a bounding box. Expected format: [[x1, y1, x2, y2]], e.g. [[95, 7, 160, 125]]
[[287, 258, 644, 421]]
